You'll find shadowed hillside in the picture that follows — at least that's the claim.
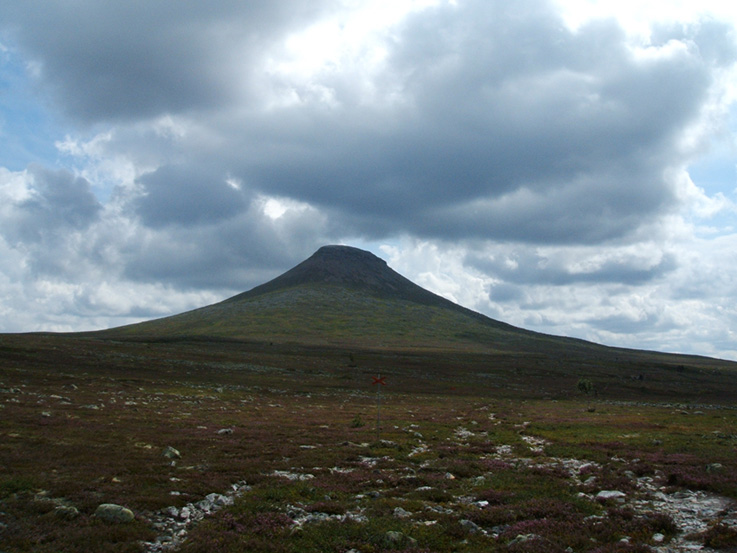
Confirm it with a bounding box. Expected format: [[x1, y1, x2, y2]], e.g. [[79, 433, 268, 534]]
[[96, 245, 584, 351], [78, 245, 737, 401]]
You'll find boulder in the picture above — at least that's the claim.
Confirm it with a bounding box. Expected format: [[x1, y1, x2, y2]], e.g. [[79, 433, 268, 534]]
[[460, 519, 483, 534], [393, 506, 412, 518], [596, 490, 626, 503], [54, 505, 80, 520], [163, 446, 181, 459], [95, 503, 135, 523], [383, 531, 417, 548], [509, 534, 542, 546]]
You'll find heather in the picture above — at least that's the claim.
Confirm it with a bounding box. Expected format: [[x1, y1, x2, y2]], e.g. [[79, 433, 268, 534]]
[[1, 334, 736, 552]]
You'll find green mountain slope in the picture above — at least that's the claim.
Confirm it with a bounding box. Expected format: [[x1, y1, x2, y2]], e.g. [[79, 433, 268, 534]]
[[60, 244, 737, 401], [92, 245, 733, 379], [99, 245, 589, 352]]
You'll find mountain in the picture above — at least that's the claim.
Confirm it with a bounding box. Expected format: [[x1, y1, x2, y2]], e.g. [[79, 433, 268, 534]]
[[226, 245, 465, 308], [225, 245, 514, 328], [79, 244, 737, 400], [98, 245, 569, 351]]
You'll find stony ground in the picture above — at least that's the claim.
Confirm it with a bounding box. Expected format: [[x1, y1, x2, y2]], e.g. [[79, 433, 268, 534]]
[[138, 404, 737, 553], [2, 347, 737, 552]]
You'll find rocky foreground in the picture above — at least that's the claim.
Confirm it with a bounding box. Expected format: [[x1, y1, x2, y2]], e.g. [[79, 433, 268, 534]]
[[3, 371, 737, 553], [137, 407, 737, 552]]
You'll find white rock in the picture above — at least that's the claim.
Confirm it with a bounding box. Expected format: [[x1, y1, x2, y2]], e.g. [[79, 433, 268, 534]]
[[596, 490, 626, 503], [163, 446, 181, 459], [460, 519, 483, 534], [393, 507, 412, 518], [95, 503, 135, 523]]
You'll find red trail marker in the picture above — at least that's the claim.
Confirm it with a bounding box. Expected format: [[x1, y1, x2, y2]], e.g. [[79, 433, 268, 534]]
[[373, 375, 386, 439]]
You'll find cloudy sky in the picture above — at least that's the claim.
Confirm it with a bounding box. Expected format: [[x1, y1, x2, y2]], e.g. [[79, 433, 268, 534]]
[[1, 0, 736, 359]]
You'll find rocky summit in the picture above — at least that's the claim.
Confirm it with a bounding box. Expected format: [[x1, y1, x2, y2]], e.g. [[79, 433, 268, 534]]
[[93, 244, 542, 348], [225, 245, 472, 310]]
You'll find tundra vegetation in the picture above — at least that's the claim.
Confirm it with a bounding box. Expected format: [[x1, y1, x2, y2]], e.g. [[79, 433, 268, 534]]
[[1, 334, 736, 553]]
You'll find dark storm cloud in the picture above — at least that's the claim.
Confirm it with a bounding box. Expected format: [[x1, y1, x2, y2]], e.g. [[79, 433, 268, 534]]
[[0, 165, 102, 279], [228, 0, 731, 244], [5, 165, 101, 243], [406, 169, 677, 244], [2, 0, 736, 296], [3, 0, 733, 248], [134, 165, 248, 228], [586, 311, 678, 336], [123, 201, 331, 290], [488, 282, 525, 304], [0, 1, 337, 123], [467, 247, 677, 287]]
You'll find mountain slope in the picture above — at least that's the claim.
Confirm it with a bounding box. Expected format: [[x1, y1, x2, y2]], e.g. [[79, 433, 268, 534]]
[[97, 245, 601, 353], [226, 245, 514, 328]]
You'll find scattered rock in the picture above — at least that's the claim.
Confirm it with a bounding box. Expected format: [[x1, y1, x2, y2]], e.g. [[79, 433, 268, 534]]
[[163, 446, 181, 459], [393, 506, 412, 518], [383, 530, 417, 548], [509, 533, 542, 546], [520, 435, 549, 453], [216, 428, 233, 435], [454, 427, 475, 440], [49, 394, 72, 402], [630, 484, 736, 541], [54, 505, 80, 520], [142, 481, 250, 552], [95, 503, 135, 523], [460, 519, 483, 534], [408, 444, 429, 457], [272, 470, 314, 481], [596, 490, 626, 503], [706, 463, 723, 473], [197, 493, 233, 513]]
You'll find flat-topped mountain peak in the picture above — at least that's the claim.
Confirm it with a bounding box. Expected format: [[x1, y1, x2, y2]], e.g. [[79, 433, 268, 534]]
[[225, 245, 456, 309], [96, 245, 556, 346]]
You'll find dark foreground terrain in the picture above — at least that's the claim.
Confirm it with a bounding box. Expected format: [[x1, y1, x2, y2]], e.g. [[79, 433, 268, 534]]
[[1, 333, 737, 553]]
